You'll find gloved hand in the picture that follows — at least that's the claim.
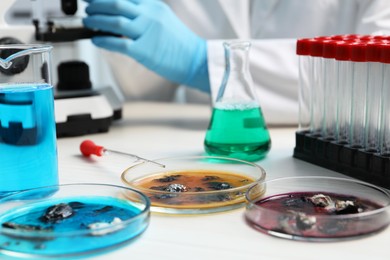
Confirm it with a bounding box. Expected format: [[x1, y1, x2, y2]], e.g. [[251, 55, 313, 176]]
[[82, 0, 210, 92]]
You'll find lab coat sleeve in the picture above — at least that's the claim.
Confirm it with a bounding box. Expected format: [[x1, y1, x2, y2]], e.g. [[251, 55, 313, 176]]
[[103, 51, 179, 102], [207, 39, 299, 126]]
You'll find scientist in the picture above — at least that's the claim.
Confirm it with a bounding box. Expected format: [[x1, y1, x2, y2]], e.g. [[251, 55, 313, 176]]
[[82, 0, 390, 125]]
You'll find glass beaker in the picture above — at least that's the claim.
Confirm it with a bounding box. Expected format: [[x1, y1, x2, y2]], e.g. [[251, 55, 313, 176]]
[[0, 44, 58, 197], [204, 41, 271, 161]]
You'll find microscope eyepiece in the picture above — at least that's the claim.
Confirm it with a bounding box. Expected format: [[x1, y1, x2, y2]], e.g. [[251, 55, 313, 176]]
[[61, 0, 78, 15]]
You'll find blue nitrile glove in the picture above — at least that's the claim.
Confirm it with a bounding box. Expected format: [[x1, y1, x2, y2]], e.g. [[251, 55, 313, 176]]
[[82, 0, 210, 92]]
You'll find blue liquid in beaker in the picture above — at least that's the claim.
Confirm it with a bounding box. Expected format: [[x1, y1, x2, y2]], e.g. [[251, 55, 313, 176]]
[[0, 84, 58, 197]]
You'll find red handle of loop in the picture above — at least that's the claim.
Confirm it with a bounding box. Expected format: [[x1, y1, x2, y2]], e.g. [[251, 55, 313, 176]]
[[80, 140, 104, 157]]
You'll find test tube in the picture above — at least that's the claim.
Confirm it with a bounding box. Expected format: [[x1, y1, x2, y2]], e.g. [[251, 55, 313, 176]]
[[309, 38, 325, 136], [379, 44, 390, 156], [349, 43, 368, 149], [321, 40, 339, 139], [335, 41, 353, 144], [296, 38, 312, 132], [364, 42, 383, 152]]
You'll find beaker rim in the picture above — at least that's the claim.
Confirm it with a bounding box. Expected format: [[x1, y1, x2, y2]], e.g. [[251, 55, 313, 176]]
[[0, 44, 52, 65], [0, 44, 52, 52]]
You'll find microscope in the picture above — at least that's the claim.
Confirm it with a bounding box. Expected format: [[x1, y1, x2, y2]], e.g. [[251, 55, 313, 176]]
[[0, 0, 123, 137]]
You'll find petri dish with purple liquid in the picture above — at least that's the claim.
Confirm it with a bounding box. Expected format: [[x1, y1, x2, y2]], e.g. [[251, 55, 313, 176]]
[[245, 176, 390, 241]]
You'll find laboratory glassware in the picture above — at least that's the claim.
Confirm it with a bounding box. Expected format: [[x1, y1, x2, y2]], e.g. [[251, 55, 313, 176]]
[[349, 43, 368, 149], [204, 41, 271, 161], [0, 44, 58, 197], [321, 40, 339, 139], [296, 38, 312, 132], [379, 44, 390, 156], [365, 42, 382, 153], [245, 176, 390, 241], [121, 155, 266, 214], [294, 35, 390, 190], [335, 41, 353, 144], [309, 38, 325, 136], [0, 183, 150, 257]]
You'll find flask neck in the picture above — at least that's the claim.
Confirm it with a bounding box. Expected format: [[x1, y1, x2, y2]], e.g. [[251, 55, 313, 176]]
[[226, 42, 250, 73], [216, 41, 257, 106]]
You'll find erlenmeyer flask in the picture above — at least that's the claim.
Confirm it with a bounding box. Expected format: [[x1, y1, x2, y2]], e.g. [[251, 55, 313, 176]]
[[204, 41, 271, 161], [0, 44, 58, 197]]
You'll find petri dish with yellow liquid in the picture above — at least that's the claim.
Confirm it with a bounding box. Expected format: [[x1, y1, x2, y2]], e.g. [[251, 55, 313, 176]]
[[121, 156, 266, 214]]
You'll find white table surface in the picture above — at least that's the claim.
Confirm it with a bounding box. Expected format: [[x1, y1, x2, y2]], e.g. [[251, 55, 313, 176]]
[[50, 102, 389, 259]]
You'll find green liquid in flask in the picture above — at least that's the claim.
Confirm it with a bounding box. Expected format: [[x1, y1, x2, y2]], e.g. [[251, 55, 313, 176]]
[[204, 103, 271, 161]]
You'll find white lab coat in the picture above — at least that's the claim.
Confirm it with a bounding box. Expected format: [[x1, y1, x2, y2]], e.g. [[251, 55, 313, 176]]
[[103, 0, 390, 125]]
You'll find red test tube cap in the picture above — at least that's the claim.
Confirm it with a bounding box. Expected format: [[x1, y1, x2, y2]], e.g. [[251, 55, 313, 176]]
[[335, 41, 351, 61], [350, 43, 367, 62], [366, 42, 381, 62], [380, 44, 390, 64], [296, 38, 311, 55], [322, 40, 340, 59], [309, 38, 323, 57]]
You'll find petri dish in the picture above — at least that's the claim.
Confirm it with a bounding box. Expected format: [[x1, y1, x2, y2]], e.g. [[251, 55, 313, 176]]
[[245, 176, 390, 241], [0, 183, 150, 258], [121, 156, 266, 214]]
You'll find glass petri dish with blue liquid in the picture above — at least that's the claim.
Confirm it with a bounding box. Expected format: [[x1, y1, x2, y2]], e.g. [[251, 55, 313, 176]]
[[0, 183, 150, 258]]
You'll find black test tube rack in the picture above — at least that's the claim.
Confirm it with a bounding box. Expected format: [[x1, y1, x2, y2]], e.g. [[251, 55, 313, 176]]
[[294, 35, 390, 189], [293, 131, 390, 189]]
